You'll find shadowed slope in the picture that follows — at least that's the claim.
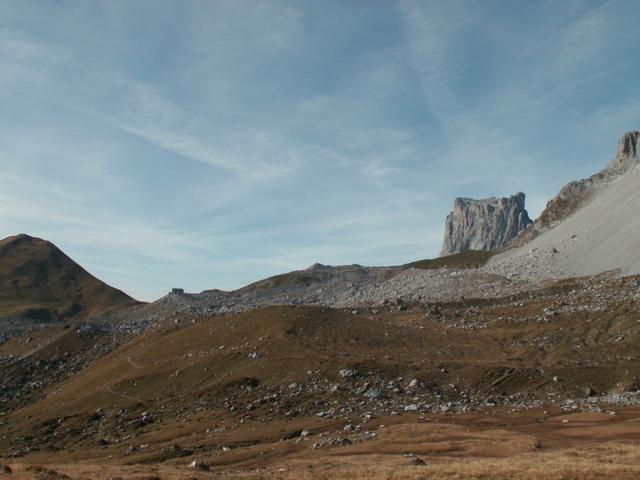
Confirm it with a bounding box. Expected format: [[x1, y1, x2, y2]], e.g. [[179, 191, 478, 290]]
[[0, 234, 139, 319]]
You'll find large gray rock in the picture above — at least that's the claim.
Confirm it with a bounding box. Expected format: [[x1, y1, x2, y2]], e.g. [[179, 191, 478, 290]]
[[610, 130, 640, 171], [441, 193, 532, 255]]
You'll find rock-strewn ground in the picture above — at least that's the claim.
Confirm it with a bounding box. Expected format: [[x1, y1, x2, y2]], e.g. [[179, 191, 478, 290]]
[[106, 261, 526, 328], [487, 165, 640, 281], [3, 273, 640, 475]]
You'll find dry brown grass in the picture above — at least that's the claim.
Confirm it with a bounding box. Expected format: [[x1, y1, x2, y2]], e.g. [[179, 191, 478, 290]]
[[272, 442, 640, 480], [5, 409, 640, 479], [403, 250, 493, 270], [4, 442, 640, 479], [0, 233, 139, 318]]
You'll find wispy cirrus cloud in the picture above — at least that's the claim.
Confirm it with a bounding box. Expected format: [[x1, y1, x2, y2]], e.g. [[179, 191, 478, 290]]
[[398, 0, 639, 205], [1, 0, 639, 300]]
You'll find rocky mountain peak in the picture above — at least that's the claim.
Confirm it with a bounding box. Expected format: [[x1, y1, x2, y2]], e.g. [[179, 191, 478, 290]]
[[609, 130, 640, 174], [508, 130, 640, 246], [441, 192, 532, 256], [617, 130, 639, 158]]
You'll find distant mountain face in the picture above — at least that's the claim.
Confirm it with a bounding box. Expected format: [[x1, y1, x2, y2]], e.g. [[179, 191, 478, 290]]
[[539, 130, 639, 227], [510, 131, 640, 246], [440, 193, 532, 256], [0, 234, 139, 320], [487, 129, 640, 280]]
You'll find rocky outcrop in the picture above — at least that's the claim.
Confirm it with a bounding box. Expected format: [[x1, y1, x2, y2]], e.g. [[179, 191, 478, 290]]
[[510, 131, 640, 246], [440, 193, 532, 255], [611, 130, 640, 170]]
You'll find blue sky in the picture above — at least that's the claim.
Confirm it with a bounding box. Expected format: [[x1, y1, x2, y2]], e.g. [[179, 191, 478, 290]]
[[1, 0, 639, 301]]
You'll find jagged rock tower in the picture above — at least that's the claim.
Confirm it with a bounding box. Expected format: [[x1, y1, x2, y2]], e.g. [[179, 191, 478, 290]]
[[441, 193, 532, 256]]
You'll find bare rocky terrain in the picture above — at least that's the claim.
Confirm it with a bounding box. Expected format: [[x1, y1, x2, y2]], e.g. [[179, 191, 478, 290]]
[[511, 130, 640, 245], [489, 131, 640, 282]]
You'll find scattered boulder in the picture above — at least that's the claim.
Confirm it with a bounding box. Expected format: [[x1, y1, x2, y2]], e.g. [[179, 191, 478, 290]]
[[75, 323, 105, 338], [339, 369, 359, 378], [188, 459, 209, 471], [406, 379, 424, 391], [363, 388, 383, 400]]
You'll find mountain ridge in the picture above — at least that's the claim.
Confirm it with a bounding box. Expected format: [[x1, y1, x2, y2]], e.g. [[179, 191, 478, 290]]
[[508, 130, 640, 247]]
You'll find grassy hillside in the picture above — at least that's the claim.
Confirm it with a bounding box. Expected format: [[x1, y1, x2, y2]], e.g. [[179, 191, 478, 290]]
[[403, 250, 493, 270], [0, 234, 139, 319]]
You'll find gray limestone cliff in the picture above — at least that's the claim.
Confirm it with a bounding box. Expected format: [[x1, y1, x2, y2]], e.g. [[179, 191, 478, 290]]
[[441, 193, 532, 256]]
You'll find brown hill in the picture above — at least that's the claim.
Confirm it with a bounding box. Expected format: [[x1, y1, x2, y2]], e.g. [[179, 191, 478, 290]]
[[0, 234, 139, 320]]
